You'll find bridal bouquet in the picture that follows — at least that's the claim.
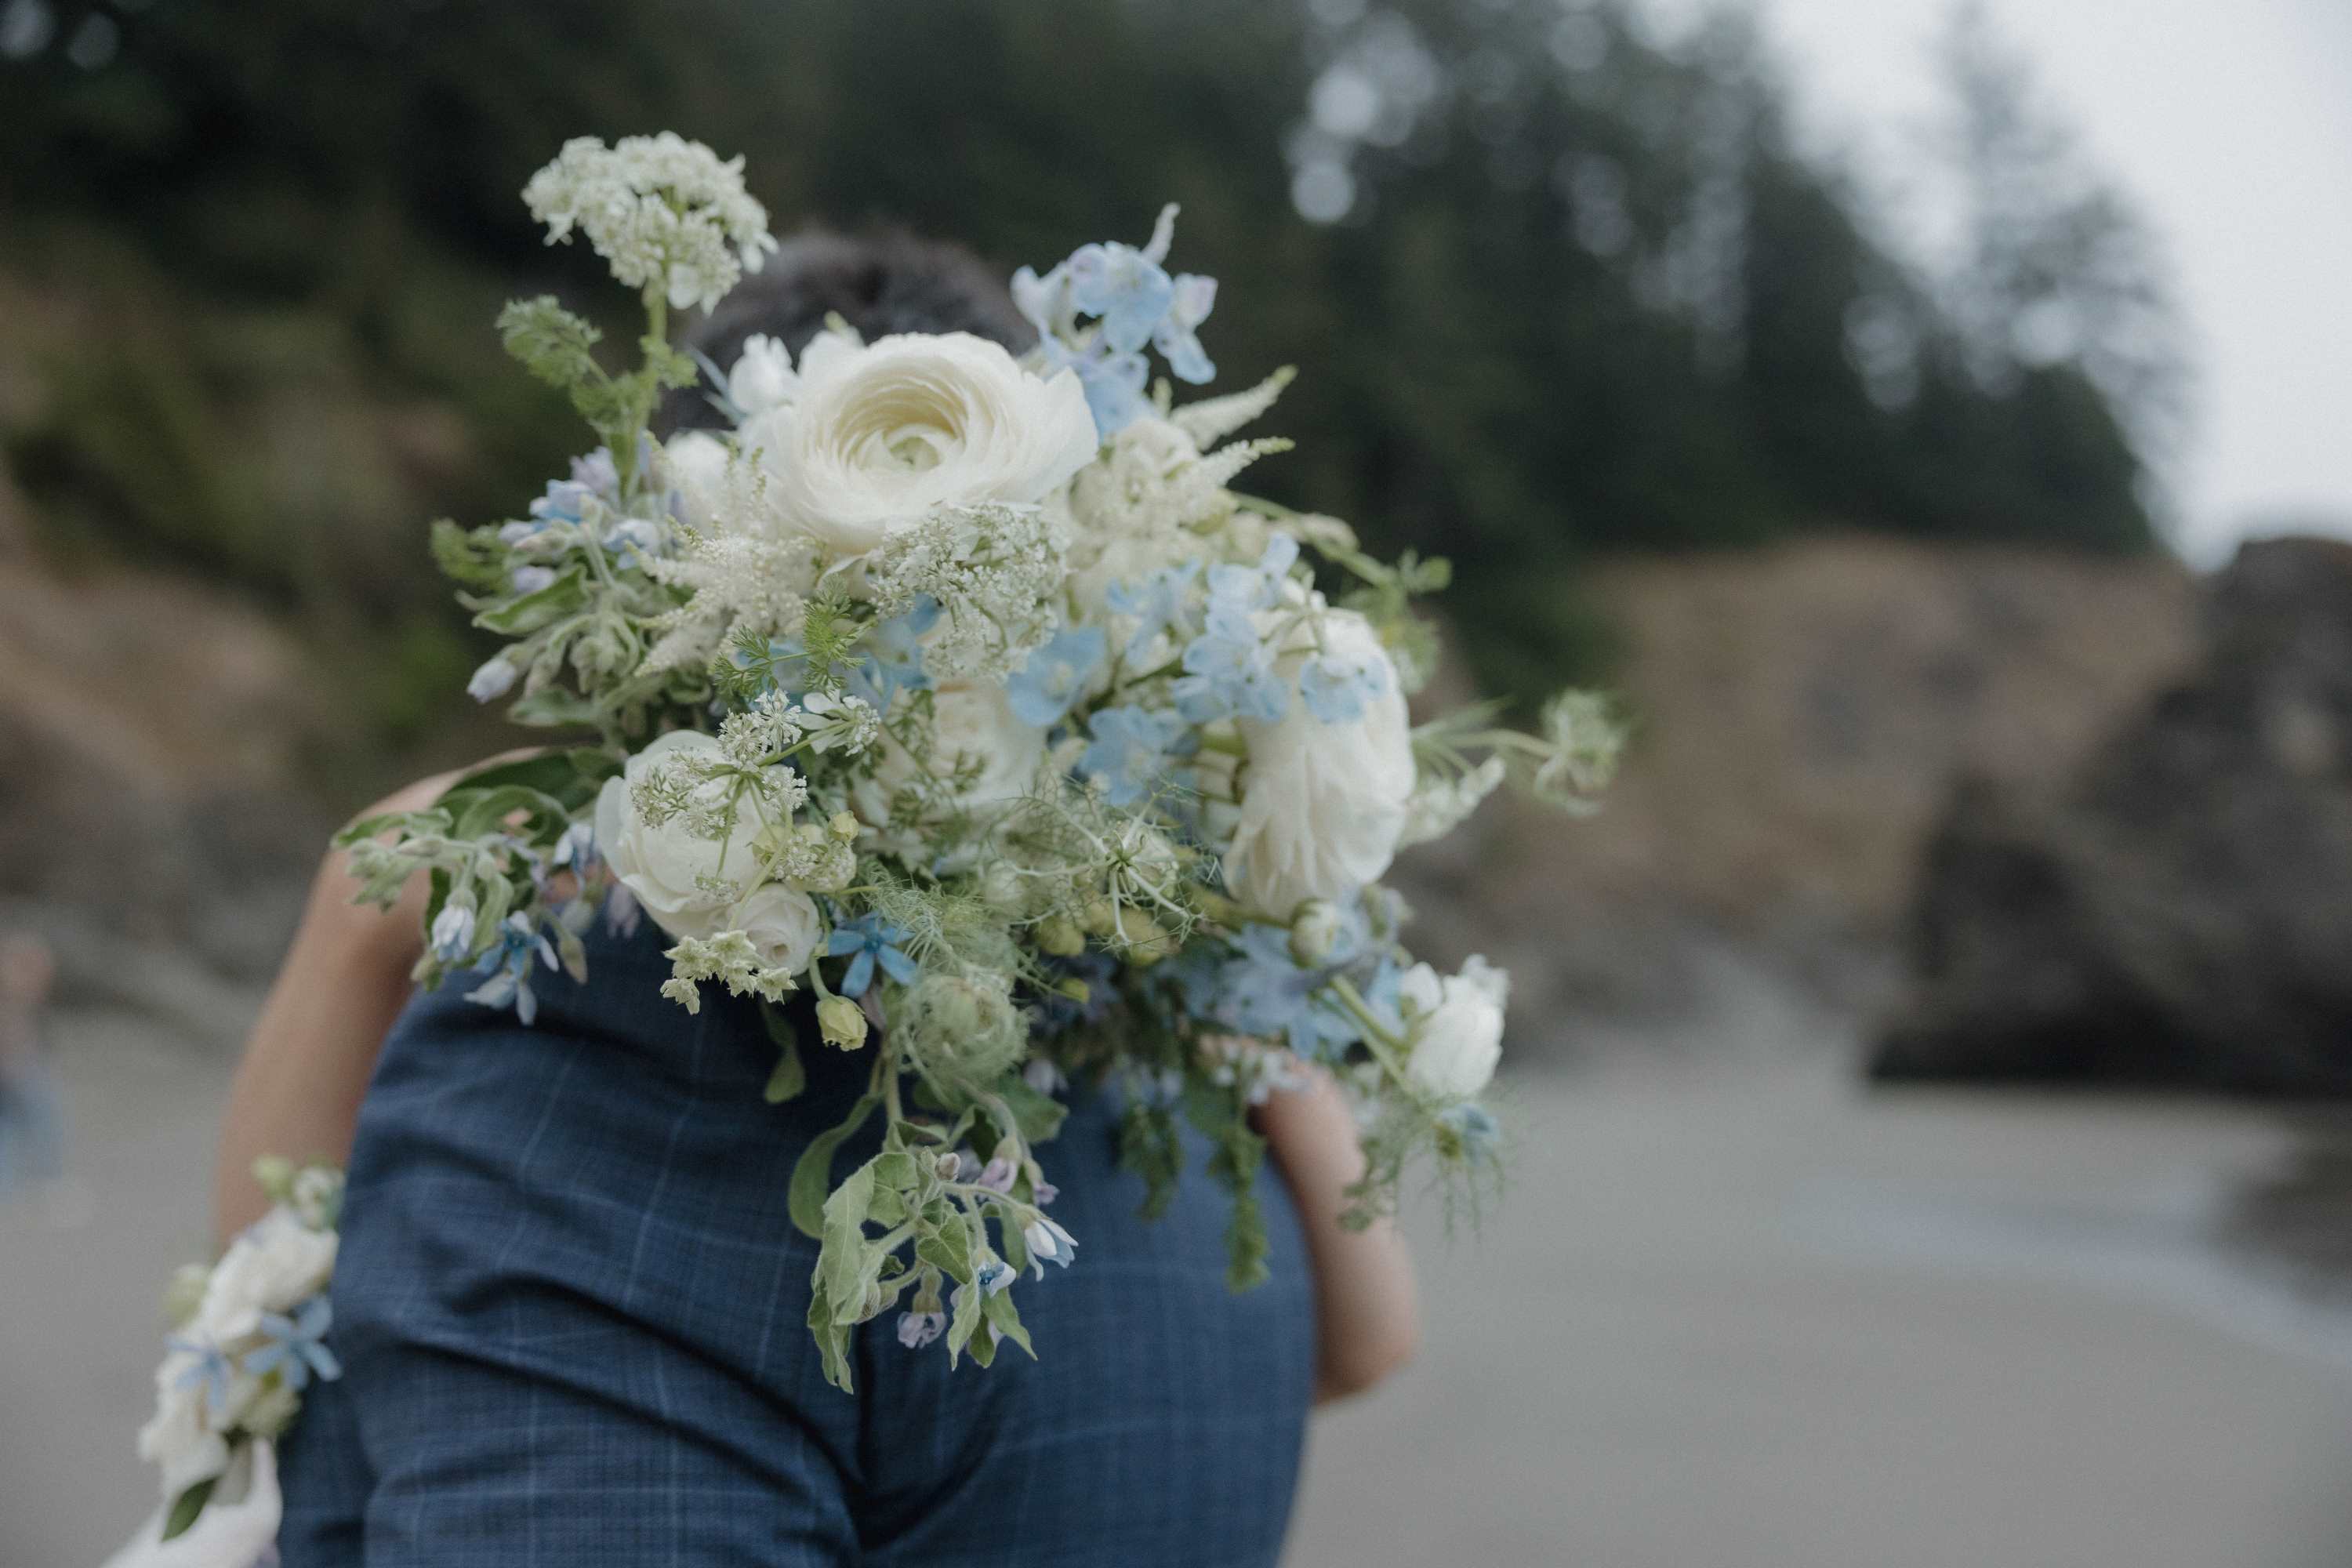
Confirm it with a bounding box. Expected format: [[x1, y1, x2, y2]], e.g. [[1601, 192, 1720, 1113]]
[[135, 1160, 343, 1544], [333, 134, 1619, 1392]]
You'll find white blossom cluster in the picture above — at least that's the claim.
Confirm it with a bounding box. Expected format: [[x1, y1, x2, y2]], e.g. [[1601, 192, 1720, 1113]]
[[866, 503, 1067, 681], [523, 132, 778, 311]]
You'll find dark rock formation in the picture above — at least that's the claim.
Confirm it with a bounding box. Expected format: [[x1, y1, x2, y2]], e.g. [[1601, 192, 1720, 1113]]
[[1875, 537, 2352, 1092]]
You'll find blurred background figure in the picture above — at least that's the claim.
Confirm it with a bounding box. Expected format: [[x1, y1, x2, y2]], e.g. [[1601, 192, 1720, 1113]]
[[3, 1, 2350, 1565], [0, 932, 66, 1193]]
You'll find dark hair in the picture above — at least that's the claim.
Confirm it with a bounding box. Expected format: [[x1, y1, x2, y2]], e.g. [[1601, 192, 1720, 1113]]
[[654, 230, 1034, 437]]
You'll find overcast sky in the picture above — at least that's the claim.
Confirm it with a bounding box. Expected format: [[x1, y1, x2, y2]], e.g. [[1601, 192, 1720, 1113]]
[[1661, 0, 2352, 564]]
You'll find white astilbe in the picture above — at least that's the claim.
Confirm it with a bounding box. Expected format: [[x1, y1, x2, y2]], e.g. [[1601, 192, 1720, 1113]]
[[1171, 366, 1296, 448], [1398, 756, 1506, 848], [643, 526, 818, 674], [866, 503, 1065, 681], [523, 133, 779, 311]]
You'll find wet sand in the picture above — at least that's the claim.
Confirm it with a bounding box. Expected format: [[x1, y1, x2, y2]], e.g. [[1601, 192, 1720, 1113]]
[[9, 1012, 2352, 1566]]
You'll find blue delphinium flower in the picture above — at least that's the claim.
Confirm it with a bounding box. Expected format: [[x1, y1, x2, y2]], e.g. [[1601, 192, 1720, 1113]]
[[1005, 626, 1106, 728], [844, 597, 940, 713], [1173, 600, 1287, 724], [1079, 705, 1191, 807], [1011, 205, 1219, 437], [1155, 273, 1218, 384], [243, 1298, 342, 1392], [1209, 923, 1363, 1061], [1298, 642, 1390, 724], [465, 913, 561, 1025], [1102, 564, 1200, 662], [1066, 239, 1177, 354], [169, 1338, 238, 1421], [827, 915, 919, 997], [1073, 351, 1152, 439]]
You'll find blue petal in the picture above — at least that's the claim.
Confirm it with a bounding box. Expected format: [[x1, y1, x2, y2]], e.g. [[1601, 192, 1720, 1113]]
[[877, 946, 920, 986], [842, 949, 877, 998]]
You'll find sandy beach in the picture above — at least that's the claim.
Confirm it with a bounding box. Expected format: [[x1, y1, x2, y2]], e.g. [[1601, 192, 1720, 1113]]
[[9, 1011, 2352, 1567]]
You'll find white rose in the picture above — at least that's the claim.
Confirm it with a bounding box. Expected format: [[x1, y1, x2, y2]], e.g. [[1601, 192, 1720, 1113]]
[[727, 884, 822, 974], [194, 1211, 338, 1343], [1224, 608, 1414, 918], [593, 731, 768, 942], [739, 331, 1100, 556], [862, 681, 1047, 823], [727, 332, 800, 417], [662, 430, 731, 528], [1399, 956, 1510, 1099]]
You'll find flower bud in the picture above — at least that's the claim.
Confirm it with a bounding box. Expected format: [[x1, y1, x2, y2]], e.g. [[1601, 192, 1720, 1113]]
[[251, 1154, 296, 1203], [1035, 915, 1087, 956], [827, 810, 860, 841], [161, 1263, 210, 1330], [1080, 898, 1117, 938], [817, 993, 869, 1051], [1287, 898, 1344, 967]]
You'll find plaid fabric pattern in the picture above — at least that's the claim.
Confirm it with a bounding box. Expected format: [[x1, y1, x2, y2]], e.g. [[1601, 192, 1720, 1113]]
[[276, 916, 1315, 1567]]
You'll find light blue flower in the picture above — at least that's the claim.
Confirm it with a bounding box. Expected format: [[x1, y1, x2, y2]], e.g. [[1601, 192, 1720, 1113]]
[[1155, 273, 1218, 384], [465, 913, 561, 1025], [1065, 241, 1177, 354], [466, 656, 518, 704], [243, 1298, 341, 1392], [1102, 564, 1200, 662], [975, 1258, 1015, 1296], [1006, 626, 1106, 728], [826, 915, 918, 997], [898, 1310, 946, 1350], [1299, 644, 1390, 724], [1073, 348, 1152, 439], [169, 1338, 237, 1422], [844, 597, 939, 713], [510, 564, 557, 595], [552, 822, 599, 877], [1204, 532, 1300, 615], [1208, 924, 1363, 1060], [529, 480, 597, 525], [1079, 705, 1190, 807], [1174, 601, 1287, 724], [429, 904, 477, 966], [1023, 1214, 1078, 1273]]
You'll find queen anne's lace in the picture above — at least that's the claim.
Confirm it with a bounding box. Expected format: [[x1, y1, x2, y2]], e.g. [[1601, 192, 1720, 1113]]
[[523, 132, 778, 310]]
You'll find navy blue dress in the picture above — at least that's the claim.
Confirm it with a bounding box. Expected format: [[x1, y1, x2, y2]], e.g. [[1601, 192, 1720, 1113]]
[[276, 916, 1316, 1566]]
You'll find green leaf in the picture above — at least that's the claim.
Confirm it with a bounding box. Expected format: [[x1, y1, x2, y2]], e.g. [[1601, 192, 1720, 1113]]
[[474, 565, 589, 635], [438, 751, 614, 815], [916, 1217, 972, 1283], [806, 1276, 855, 1393], [982, 1286, 1036, 1361], [160, 1475, 219, 1541], [819, 1157, 880, 1327], [446, 784, 574, 844], [994, 1075, 1070, 1146], [872, 1149, 920, 1191], [1117, 1102, 1184, 1223], [760, 1005, 805, 1105], [789, 1091, 880, 1240]]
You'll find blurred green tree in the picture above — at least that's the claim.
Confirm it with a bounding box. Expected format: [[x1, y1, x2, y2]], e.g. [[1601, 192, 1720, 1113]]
[[0, 0, 2178, 730]]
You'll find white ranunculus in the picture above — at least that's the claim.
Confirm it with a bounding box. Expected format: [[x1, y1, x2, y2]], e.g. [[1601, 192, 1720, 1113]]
[[862, 681, 1047, 824], [662, 430, 731, 527], [726, 884, 822, 973], [1398, 956, 1510, 1099], [727, 333, 800, 417], [593, 731, 768, 942], [1224, 608, 1414, 918], [193, 1211, 337, 1343], [739, 330, 1099, 556]]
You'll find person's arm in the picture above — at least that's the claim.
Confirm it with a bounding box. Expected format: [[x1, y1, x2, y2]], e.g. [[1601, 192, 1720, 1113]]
[[210, 771, 453, 1245], [1256, 1065, 1421, 1403]]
